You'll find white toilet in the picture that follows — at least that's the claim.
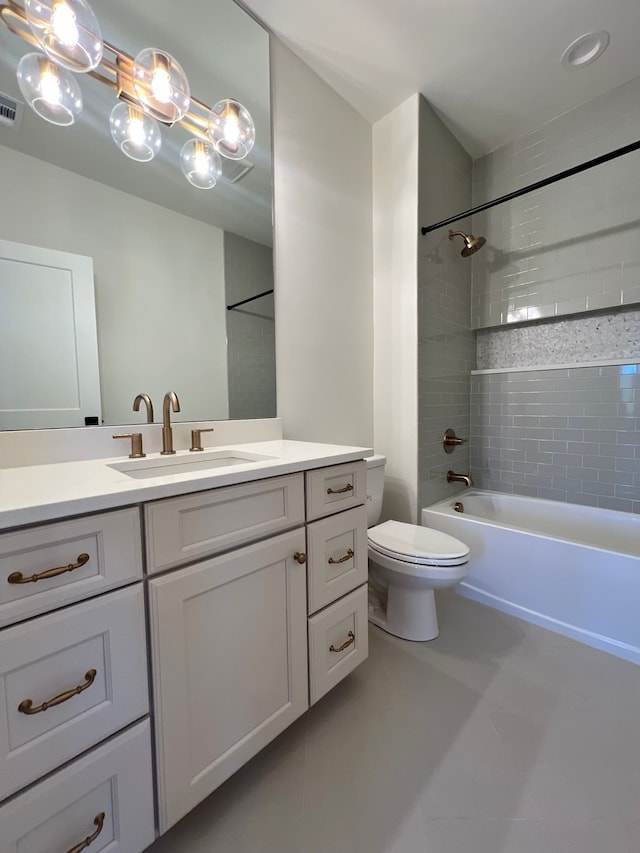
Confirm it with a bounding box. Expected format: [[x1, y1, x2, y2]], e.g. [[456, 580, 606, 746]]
[[366, 455, 470, 641]]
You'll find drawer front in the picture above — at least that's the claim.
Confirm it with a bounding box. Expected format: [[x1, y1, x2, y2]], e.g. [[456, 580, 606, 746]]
[[0, 584, 148, 800], [145, 473, 305, 573], [307, 505, 368, 613], [0, 719, 155, 853], [0, 508, 142, 628], [308, 584, 369, 704], [305, 461, 367, 521]]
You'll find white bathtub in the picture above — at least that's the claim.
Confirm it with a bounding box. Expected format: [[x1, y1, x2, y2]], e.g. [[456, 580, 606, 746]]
[[422, 491, 640, 664]]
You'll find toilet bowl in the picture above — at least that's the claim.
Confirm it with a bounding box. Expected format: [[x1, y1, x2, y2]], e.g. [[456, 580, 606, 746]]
[[365, 456, 470, 641]]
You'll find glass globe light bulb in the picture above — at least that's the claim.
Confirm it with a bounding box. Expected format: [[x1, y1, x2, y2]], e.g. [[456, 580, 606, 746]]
[[133, 48, 190, 123], [109, 102, 162, 162], [208, 99, 255, 160], [24, 0, 103, 72], [50, 2, 78, 47], [180, 138, 222, 189], [17, 52, 82, 125]]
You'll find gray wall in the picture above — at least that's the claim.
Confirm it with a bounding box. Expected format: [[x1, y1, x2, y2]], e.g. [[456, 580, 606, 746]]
[[418, 97, 476, 511], [224, 232, 276, 420], [471, 75, 640, 329], [466, 77, 640, 517], [470, 363, 640, 514]]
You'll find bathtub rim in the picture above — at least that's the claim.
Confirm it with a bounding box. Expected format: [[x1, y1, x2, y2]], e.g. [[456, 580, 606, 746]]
[[422, 489, 640, 559]]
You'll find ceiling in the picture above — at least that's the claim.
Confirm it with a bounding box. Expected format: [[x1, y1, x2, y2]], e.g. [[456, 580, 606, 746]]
[[241, 0, 640, 158]]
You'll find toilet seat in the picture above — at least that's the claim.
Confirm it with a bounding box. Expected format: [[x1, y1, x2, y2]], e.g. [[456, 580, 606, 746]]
[[368, 520, 469, 567]]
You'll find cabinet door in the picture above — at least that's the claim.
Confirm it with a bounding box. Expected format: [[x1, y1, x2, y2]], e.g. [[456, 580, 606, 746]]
[[149, 528, 308, 832]]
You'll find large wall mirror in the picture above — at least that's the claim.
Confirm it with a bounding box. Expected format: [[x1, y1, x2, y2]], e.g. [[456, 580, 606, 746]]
[[0, 0, 274, 429]]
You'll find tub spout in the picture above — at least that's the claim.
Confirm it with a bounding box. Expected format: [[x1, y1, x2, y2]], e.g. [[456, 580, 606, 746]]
[[447, 470, 473, 488]]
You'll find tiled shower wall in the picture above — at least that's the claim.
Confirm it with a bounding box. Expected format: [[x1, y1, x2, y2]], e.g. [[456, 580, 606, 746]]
[[224, 232, 276, 420], [470, 363, 640, 514], [465, 76, 640, 516], [471, 75, 640, 329], [418, 97, 476, 512]]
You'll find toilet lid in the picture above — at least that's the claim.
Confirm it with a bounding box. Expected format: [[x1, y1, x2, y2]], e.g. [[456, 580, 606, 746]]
[[368, 520, 470, 566]]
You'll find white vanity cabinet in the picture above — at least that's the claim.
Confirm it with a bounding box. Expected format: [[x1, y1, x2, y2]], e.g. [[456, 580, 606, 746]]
[[146, 462, 369, 833], [0, 508, 155, 853]]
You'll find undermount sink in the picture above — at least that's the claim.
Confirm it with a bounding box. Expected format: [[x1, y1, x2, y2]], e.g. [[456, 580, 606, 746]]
[[109, 449, 276, 479]]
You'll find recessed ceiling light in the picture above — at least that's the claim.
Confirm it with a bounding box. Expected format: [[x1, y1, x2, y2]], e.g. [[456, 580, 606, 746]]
[[561, 31, 610, 70]]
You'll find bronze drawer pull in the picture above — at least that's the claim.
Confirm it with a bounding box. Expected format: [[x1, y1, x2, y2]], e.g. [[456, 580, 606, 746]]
[[328, 548, 354, 565], [329, 631, 355, 653], [8, 552, 90, 584], [326, 483, 353, 495], [18, 668, 97, 715], [66, 812, 106, 853], [293, 552, 307, 564]]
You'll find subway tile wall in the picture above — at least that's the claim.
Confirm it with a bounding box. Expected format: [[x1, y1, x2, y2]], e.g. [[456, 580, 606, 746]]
[[224, 232, 276, 420], [418, 97, 476, 512], [470, 364, 640, 515], [471, 75, 640, 329]]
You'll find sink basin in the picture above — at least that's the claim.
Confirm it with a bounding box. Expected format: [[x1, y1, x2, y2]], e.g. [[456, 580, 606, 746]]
[[109, 449, 276, 479]]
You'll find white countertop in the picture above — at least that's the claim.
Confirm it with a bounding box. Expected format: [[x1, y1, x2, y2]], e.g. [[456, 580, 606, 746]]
[[0, 440, 373, 529]]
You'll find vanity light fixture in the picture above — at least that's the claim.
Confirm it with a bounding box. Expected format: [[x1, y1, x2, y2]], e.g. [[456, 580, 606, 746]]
[[1, 0, 256, 185]]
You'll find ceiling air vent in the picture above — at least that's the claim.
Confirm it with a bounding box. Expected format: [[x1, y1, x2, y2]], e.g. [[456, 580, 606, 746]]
[[0, 93, 24, 129], [221, 158, 254, 184]]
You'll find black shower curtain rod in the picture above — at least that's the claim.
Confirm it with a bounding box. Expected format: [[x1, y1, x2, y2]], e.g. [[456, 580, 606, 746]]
[[420, 138, 640, 236], [226, 288, 274, 310]]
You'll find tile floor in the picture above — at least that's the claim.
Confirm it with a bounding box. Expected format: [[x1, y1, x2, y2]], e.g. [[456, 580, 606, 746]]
[[146, 591, 640, 853]]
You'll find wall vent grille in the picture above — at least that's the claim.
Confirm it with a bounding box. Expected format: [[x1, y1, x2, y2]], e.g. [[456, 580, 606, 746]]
[[0, 93, 23, 129], [221, 159, 254, 184]]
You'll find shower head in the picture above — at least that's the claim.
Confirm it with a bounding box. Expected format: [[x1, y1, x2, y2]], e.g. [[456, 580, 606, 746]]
[[448, 229, 486, 257]]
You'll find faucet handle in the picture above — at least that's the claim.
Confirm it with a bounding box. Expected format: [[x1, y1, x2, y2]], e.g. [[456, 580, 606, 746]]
[[190, 428, 214, 452], [113, 433, 145, 458]]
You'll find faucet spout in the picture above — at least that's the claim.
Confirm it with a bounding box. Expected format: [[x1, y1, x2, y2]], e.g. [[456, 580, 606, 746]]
[[446, 470, 473, 488], [161, 391, 181, 455], [133, 393, 154, 423]]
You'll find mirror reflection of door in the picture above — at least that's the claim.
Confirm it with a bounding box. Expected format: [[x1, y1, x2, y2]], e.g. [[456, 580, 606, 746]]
[[0, 239, 101, 429]]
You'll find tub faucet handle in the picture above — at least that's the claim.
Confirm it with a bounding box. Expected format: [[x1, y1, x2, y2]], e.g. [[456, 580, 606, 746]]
[[443, 428, 467, 454]]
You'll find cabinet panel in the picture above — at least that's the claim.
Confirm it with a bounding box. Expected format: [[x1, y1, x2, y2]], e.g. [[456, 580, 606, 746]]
[[149, 528, 308, 832], [305, 461, 366, 521], [308, 584, 369, 705], [0, 508, 142, 628], [0, 720, 155, 853], [307, 505, 368, 613], [145, 473, 305, 573], [0, 584, 148, 799]]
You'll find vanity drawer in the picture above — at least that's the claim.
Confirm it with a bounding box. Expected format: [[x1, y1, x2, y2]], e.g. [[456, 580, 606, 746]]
[[0, 584, 148, 800], [308, 584, 368, 704], [145, 473, 305, 573], [0, 719, 155, 853], [305, 461, 366, 521], [307, 505, 368, 614], [0, 507, 143, 628]]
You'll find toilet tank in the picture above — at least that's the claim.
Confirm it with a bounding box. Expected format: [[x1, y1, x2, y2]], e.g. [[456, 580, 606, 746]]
[[365, 455, 387, 527]]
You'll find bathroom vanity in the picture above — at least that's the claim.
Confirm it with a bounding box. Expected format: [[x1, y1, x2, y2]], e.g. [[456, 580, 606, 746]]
[[0, 437, 371, 850]]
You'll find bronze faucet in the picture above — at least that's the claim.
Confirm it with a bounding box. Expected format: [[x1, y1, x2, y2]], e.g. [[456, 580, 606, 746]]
[[447, 470, 473, 488], [133, 393, 154, 423], [161, 391, 181, 455]]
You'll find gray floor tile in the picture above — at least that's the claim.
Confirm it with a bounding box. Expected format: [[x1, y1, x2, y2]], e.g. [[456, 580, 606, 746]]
[[146, 593, 640, 853]]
